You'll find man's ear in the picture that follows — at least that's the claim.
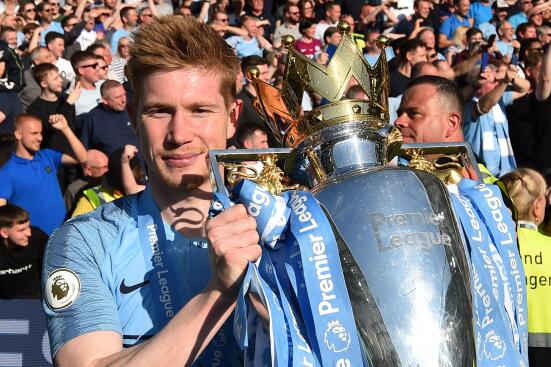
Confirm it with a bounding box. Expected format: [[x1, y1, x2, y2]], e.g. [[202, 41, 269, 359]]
[[14, 129, 22, 141], [0, 228, 8, 239], [445, 112, 461, 138], [227, 99, 243, 139]]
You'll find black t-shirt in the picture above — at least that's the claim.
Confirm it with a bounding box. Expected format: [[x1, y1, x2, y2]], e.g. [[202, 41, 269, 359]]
[[531, 94, 551, 169], [394, 15, 434, 36], [0, 40, 25, 93], [389, 69, 410, 97], [506, 92, 537, 167], [27, 95, 76, 154], [0, 227, 48, 299]]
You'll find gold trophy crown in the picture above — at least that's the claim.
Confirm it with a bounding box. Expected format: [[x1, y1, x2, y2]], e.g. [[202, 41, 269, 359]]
[[251, 21, 392, 149]]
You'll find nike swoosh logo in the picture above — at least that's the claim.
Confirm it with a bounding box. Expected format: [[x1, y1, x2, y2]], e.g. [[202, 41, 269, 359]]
[[120, 279, 150, 294]]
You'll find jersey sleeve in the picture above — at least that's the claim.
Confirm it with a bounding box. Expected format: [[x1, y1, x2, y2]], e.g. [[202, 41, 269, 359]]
[[42, 219, 122, 357]]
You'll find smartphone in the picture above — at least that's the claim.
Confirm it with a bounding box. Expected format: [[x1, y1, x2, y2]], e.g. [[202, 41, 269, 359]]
[[480, 51, 489, 73]]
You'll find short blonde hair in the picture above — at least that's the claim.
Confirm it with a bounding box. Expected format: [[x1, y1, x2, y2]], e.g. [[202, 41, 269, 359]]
[[127, 16, 240, 108], [501, 168, 547, 221]]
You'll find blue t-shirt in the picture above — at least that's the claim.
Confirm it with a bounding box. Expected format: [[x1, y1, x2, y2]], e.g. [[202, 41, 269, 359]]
[[0, 149, 65, 234], [508, 12, 528, 29], [439, 14, 471, 41], [468, 2, 492, 28], [225, 36, 263, 59], [497, 40, 514, 59], [40, 22, 64, 46], [42, 187, 241, 364]]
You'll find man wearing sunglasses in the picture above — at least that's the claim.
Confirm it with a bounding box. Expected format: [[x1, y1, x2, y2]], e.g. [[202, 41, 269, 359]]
[[37, 1, 64, 47], [273, 4, 301, 48], [70, 50, 101, 116]]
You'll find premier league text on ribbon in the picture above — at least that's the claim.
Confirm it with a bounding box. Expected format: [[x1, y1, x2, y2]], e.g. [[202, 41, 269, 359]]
[[147, 223, 175, 319], [289, 191, 341, 318]]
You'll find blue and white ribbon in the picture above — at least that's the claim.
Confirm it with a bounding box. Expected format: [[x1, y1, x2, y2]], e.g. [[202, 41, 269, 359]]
[[451, 180, 528, 366], [211, 180, 365, 366]]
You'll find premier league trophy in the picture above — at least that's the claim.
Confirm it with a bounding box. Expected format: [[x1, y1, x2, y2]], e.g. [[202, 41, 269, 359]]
[[210, 22, 477, 366]]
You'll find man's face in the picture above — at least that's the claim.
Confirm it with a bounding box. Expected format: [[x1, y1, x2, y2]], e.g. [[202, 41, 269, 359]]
[[244, 130, 269, 148], [103, 85, 127, 111], [104, 0, 116, 9], [139, 8, 154, 25], [16, 119, 43, 154], [522, 25, 537, 39], [409, 46, 428, 66], [476, 66, 499, 95], [395, 84, 451, 143], [499, 22, 514, 42], [539, 29, 551, 45], [255, 64, 270, 82], [251, 0, 264, 12], [93, 46, 112, 65], [64, 17, 80, 32], [243, 19, 259, 37], [416, 0, 431, 18], [520, 0, 533, 13], [36, 48, 55, 64], [97, 58, 108, 80], [77, 58, 100, 82], [456, 0, 470, 17], [2, 31, 17, 49], [496, 8, 508, 22], [42, 70, 63, 93], [124, 9, 138, 27], [1, 221, 32, 247], [467, 32, 483, 48], [137, 68, 235, 191], [49, 0, 60, 16], [286, 6, 300, 24], [420, 29, 435, 48], [40, 5, 54, 22], [48, 38, 65, 58], [327, 4, 341, 23]]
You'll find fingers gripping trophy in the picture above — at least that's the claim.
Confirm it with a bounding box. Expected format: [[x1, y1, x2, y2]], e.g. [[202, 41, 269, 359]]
[[210, 22, 486, 367]]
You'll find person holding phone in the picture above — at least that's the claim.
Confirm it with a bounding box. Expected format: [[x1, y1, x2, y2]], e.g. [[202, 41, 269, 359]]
[[393, 0, 434, 36]]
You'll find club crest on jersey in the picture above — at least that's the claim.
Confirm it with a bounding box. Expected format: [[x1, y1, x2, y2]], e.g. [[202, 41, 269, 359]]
[[45, 268, 81, 310], [324, 320, 351, 353]]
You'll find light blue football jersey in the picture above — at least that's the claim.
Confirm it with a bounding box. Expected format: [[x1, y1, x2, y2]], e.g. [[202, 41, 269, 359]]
[[42, 187, 242, 365]]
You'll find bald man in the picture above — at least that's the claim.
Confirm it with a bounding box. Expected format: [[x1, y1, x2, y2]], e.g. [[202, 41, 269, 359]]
[[64, 149, 109, 212], [0, 114, 87, 234], [389, 62, 439, 125], [395, 75, 464, 144]]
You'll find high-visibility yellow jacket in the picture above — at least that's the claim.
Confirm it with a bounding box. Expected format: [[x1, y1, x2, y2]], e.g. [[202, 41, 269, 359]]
[[519, 223, 551, 347]]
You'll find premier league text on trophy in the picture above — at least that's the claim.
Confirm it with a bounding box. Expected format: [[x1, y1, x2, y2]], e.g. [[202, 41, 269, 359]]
[[369, 210, 452, 252]]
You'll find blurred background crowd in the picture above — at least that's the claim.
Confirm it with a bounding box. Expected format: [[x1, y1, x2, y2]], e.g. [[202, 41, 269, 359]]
[[0, 0, 550, 361]]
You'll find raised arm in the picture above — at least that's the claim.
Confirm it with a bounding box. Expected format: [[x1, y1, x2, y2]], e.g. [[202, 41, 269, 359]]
[[120, 144, 145, 195], [49, 114, 88, 165], [536, 44, 551, 101]]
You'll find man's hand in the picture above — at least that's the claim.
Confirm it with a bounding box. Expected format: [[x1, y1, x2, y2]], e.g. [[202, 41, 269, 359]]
[[206, 204, 261, 298], [66, 81, 82, 104], [49, 114, 69, 131], [121, 144, 138, 163]]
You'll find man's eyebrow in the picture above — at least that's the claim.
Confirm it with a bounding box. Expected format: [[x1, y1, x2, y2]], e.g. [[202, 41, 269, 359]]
[[141, 103, 175, 112]]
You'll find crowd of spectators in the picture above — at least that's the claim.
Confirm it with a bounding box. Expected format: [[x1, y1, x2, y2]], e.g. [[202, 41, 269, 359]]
[[0, 0, 550, 359]]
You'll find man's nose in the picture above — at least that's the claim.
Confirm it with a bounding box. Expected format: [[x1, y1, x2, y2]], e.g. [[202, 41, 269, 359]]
[[168, 114, 195, 145]]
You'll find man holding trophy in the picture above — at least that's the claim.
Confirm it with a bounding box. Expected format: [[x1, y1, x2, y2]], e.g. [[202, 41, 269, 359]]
[[42, 14, 528, 367]]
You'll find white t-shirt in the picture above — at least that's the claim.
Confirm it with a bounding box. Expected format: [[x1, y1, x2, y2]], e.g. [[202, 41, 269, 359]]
[[55, 57, 76, 88]]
